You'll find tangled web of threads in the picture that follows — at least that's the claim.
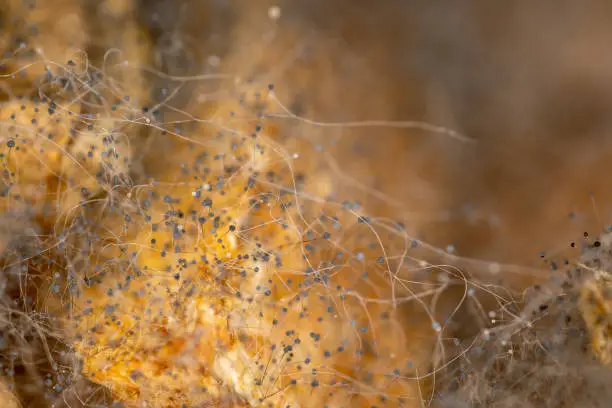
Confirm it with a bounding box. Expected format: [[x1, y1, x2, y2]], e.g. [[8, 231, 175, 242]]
[[1, 2, 612, 408], [0, 34, 445, 407]]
